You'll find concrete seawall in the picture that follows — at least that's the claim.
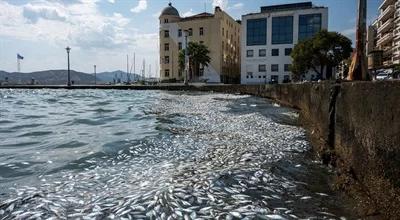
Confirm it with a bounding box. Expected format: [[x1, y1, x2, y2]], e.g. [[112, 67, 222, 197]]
[[2, 82, 399, 217]]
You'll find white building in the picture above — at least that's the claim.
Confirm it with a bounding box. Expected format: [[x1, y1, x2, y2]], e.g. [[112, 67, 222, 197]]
[[241, 2, 328, 84]]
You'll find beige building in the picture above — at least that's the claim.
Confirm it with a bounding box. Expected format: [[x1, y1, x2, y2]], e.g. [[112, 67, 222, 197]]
[[375, 0, 400, 66], [159, 3, 241, 83]]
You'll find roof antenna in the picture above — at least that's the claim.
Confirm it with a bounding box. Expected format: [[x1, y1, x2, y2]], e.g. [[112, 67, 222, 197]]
[[204, 1, 207, 13]]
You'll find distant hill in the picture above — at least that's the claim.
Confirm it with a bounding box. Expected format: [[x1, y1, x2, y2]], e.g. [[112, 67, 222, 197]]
[[0, 70, 141, 85]]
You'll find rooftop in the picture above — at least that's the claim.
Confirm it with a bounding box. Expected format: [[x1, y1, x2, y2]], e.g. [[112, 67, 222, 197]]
[[261, 2, 313, 13], [160, 3, 180, 17]]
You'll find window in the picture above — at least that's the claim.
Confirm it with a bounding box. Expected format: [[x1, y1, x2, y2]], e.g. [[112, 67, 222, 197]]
[[259, 49, 266, 57], [258, 76, 262, 78], [222, 41, 224, 51], [271, 64, 279, 72], [299, 14, 322, 41], [272, 16, 293, 44], [200, 41, 204, 44], [200, 27, 204, 36], [284, 75, 290, 82], [272, 49, 279, 56], [246, 72, 253, 78], [188, 28, 193, 36], [259, 64, 266, 72], [247, 18, 267, 46], [222, 27, 224, 36], [164, 30, 169, 38], [271, 75, 279, 82], [164, 19, 169, 23], [164, 56, 170, 64], [246, 50, 254, 57], [178, 42, 182, 50], [178, 29, 182, 37], [165, 69, 170, 77], [164, 43, 169, 51], [179, 70, 182, 77], [285, 48, 292, 56], [284, 64, 291, 72]]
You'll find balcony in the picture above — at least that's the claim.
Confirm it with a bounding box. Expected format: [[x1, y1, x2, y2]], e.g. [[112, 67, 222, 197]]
[[378, 18, 394, 34], [379, 0, 396, 10], [379, 5, 395, 22], [377, 32, 394, 47]]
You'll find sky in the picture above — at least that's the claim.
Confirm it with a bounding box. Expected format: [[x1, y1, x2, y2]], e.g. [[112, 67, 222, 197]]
[[0, 0, 381, 75]]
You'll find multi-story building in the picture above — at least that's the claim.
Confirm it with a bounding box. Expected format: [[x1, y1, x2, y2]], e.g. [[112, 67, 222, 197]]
[[375, 0, 400, 66], [240, 2, 328, 84], [159, 3, 241, 83]]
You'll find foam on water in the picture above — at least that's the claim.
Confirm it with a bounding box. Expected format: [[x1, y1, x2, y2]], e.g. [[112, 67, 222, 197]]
[[0, 89, 354, 219]]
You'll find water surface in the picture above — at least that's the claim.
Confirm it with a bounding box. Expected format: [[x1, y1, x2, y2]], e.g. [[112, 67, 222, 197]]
[[0, 89, 354, 219]]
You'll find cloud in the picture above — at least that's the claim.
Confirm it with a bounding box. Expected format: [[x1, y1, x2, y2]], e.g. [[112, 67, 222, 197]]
[[23, 3, 67, 23], [0, 0, 160, 73], [0, 0, 133, 50], [182, 9, 195, 17], [212, 0, 228, 10], [130, 0, 147, 13], [108, 0, 115, 3], [341, 28, 356, 36], [228, 3, 243, 10]]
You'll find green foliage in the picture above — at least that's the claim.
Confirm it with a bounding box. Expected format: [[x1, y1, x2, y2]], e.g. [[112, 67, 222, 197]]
[[178, 42, 211, 80], [291, 30, 353, 81]]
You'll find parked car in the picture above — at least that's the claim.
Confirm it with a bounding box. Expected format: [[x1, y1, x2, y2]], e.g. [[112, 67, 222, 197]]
[[376, 72, 392, 80]]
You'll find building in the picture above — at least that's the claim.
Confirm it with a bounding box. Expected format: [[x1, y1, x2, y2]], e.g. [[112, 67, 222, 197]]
[[159, 3, 241, 83], [240, 2, 328, 84], [375, 0, 400, 66], [367, 20, 384, 71]]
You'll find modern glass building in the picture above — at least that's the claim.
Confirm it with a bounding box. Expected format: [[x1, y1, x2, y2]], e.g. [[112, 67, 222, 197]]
[[241, 2, 328, 84]]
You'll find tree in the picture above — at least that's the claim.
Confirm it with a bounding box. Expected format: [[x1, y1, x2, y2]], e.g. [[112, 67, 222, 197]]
[[291, 30, 353, 81], [178, 42, 211, 81]]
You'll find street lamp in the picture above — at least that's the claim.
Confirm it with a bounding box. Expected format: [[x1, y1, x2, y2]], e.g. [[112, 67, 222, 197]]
[[65, 46, 71, 86], [184, 30, 190, 86], [94, 65, 97, 85]]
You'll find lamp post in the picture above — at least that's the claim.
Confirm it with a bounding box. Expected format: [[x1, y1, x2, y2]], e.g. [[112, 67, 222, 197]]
[[184, 30, 190, 86], [65, 46, 71, 86], [94, 65, 97, 85]]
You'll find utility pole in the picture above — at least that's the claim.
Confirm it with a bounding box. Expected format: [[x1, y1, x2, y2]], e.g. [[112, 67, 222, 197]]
[[348, 0, 368, 80], [66, 46, 71, 86], [94, 65, 97, 85]]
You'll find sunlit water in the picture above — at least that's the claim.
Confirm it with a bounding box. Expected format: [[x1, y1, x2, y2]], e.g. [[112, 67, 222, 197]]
[[0, 90, 354, 219]]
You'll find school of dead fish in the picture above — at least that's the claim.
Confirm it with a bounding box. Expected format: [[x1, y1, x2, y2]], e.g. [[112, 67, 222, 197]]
[[0, 93, 349, 219]]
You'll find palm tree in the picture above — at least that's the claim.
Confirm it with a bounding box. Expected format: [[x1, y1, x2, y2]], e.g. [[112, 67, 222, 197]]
[[178, 42, 211, 82]]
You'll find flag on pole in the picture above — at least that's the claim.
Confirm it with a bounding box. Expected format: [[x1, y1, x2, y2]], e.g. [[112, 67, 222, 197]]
[[17, 54, 24, 60]]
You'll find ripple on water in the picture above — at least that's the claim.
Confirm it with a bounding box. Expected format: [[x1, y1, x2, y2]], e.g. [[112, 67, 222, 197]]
[[54, 141, 88, 149], [72, 118, 106, 126], [18, 131, 53, 137], [0, 141, 41, 148], [10, 123, 43, 130]]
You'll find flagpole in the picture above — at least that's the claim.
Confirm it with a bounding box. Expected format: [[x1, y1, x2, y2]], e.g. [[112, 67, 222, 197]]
[[17, 56, 20, 73]]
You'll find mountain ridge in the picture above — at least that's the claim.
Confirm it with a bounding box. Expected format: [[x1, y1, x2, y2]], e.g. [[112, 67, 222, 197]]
[[0, 70, 141, 85]]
